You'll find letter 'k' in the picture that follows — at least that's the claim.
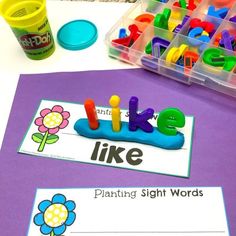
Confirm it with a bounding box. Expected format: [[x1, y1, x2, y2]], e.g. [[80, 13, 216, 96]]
[[129, 96, 154, 133]]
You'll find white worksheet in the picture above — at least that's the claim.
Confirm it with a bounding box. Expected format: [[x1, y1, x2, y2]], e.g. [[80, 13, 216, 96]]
[[27, 187, 229, 236]]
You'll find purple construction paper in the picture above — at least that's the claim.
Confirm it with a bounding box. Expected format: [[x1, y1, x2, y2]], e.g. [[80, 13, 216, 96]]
[[0, 68, 236, 235]]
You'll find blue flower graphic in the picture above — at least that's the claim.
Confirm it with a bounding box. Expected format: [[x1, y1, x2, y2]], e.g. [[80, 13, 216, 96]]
[[33, 194, 76, 236]]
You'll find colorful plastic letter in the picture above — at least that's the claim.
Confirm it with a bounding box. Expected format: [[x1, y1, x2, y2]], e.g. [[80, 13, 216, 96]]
[[202, 48, 225, 67], [224, 56, 236, 72], [129, 96, 154, 133], [202, 22, 215, 34], [135, 13, 154, 31], [157, 108, 185, 136], [145, 41, 152, 55], [183, 15, 190, 24], [184, 51, 199, 70], [179, 0, 187, 8], [188, 27, 210, 52], [168, 22, 178, 32], [202, 48, 236, 72], [166, 44, 189, 63], [119, 28, 127, 38], [229, 15, 236, 23], [152, 37, 170, 57], [135, 13, 155, 24], [152, 42, 161, 58], [84, 99, 99, 130], [145, 36, 170, 56], [112, 24, 141, 47], [174, 15, 190, 33], [166, 47, 181, 63], [220, 30, 233, 51], [174, 24, 182, 33], [189, 18, 201, 29], [109, 95, 121, 132], [176, 57, 185, 72], [189, 18, 215, 34], [188, 27, 211, 45], [187, 0, 196, 10], [154, 8, 171, 30], [207, 6, 229, 19], [173, 0, 187, 8], [173, 2, 180, 7]]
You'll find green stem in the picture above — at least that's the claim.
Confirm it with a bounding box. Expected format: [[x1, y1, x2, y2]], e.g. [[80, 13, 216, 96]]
[[50, 231, 55, 236], [38, 131, 49, 152]]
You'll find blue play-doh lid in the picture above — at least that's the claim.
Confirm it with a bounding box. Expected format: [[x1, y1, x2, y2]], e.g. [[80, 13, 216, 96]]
[[57, 19, 98, 50]]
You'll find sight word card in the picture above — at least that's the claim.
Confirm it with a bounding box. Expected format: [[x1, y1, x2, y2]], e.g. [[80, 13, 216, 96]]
[[27, 187, 229, 236], [19, 100, 194, 177]]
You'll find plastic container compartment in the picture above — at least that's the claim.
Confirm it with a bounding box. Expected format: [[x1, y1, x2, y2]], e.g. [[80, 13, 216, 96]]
[[105, 0, 236, 97]]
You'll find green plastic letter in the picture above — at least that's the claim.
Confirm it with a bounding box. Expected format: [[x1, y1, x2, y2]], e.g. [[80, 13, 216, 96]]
[[202, 48, 236, 72], [157, 108, 185, 136]]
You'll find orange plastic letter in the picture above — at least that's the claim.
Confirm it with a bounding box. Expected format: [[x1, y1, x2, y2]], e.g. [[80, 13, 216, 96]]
[[84, 99, 99, 130]]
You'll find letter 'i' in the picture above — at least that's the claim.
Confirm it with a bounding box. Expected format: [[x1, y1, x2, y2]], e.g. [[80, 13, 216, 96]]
[[84, 99, 99, 130], [109, 95, 121, 132]]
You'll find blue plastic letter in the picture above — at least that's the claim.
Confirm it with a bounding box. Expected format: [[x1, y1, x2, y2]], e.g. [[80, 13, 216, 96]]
[[207, 6, 229, 19]]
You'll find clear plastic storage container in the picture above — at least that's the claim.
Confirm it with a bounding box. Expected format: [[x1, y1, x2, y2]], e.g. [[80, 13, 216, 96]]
[[105, 0, 236, 97]]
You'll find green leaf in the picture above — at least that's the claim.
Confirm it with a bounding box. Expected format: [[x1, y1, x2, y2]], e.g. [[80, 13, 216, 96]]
[[46, 135, 59, 144], [32, 133, 44, 143]]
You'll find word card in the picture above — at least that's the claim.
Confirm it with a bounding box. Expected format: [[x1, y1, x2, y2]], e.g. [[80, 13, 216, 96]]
[[19, 100, 194, 177]]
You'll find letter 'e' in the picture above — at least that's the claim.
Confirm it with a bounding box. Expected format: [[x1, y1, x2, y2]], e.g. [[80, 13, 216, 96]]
[[157, 108, 185, 136]]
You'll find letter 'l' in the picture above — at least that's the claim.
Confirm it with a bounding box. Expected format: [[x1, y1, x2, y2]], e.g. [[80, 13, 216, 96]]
[[129, 96, 154, 132]]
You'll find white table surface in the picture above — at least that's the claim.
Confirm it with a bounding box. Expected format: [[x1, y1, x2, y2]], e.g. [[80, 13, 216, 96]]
[[0, 1, 135, 149]]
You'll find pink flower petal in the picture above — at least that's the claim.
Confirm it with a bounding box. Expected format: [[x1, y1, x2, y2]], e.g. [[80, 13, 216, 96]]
[[61, 111, 70, 119], [38, 125, 48, 133], [48, 127, 59, 134], [52, 105, 63, 113], [59, 119, 69, 129], [40, 108, 51, 117], [35, 117, 43, 126]]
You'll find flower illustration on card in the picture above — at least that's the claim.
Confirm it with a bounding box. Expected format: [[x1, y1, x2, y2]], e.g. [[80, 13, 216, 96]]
[[34, 194, 76, 236], [32, 105, 70, 152]]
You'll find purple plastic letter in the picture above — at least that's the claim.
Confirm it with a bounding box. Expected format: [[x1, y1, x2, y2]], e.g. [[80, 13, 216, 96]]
[[220, 30, 233, 51], [129, 96, 154, 133], [152, 37, 170, 57], [230, 15, 236, 23]]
